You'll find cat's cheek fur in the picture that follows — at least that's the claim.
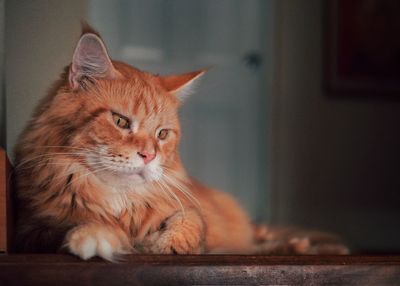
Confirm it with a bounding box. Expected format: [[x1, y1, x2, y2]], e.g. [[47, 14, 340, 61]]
[[65, 224, 132, 261], [158, 138, 178, 165]]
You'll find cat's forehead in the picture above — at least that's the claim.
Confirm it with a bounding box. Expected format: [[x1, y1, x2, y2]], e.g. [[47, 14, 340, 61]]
[[94, 79, 178, 120]]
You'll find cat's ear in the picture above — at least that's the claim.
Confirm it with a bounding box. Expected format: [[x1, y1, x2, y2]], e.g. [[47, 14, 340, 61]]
[[160, 69, 206, 101], [69, 32, 122, 90]]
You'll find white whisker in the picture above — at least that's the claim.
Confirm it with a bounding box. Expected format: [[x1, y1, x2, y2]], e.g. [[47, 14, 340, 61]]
[[155, 179, 185, 215], [153, 180, 176, 206], [15, 152, 88, 170], [57, 165, 112, 190], [160, 168, 201, 210]]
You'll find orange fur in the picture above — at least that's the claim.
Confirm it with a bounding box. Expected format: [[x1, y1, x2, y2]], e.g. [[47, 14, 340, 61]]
[[15, 26, 349, 259], [14, 27, 253, 260]]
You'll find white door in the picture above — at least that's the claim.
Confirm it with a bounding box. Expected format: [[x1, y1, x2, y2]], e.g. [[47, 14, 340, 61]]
[[89, 0, 274, 220]]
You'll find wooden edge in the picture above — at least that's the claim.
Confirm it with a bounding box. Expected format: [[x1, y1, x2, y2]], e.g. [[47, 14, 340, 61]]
[[1, 254, 400, 265], [1, 255, 400, 286], [0, 148, 13, 253]]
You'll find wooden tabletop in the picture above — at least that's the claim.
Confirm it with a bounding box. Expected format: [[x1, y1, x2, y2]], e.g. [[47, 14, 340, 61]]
[[1, 254, 400, 285]]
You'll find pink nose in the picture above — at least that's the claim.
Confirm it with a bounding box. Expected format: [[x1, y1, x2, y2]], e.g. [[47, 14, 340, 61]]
[[137, 151, 156, 164]]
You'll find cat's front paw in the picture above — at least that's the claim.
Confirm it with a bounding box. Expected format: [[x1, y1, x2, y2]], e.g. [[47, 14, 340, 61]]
[[65, 224, 132, 261], [143, 229, 203, 254], [141, 209, 204, 254]]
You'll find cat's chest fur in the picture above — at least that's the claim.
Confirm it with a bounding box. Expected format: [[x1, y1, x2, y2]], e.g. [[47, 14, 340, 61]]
[[69, 174, 176, 241]]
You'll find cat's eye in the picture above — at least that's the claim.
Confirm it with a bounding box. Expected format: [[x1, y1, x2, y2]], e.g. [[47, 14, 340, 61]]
[[158, 129, 169, 140], [112, 113, 130, 129]]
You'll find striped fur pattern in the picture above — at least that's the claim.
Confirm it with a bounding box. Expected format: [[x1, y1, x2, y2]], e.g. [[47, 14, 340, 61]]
[[14, 27, 254, 260], [14, 26, 349, 260]]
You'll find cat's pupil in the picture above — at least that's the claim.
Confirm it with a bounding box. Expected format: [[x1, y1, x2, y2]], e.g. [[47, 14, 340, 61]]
[[158, 129, 169, 140], [112, 113, 130, 129]]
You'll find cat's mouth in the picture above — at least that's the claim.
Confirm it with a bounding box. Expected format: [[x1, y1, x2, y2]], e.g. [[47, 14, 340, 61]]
[[84, 153, 163, 187]]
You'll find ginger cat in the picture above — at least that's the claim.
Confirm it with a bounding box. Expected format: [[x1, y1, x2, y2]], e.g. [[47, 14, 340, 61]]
[[14, 26, 348, 260]]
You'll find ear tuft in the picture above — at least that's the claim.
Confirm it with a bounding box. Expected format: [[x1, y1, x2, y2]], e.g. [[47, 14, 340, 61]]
[[160, 69, 207, 101], [80, 20, 102, 38], [69, 29, 121, 90]]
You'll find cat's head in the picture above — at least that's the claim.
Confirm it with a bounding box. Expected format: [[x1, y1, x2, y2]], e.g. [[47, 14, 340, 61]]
[[52, 28, 204, 187]]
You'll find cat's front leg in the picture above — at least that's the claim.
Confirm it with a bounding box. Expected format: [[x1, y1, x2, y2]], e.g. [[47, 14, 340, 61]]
[[143, 209, 205, 254], [65, 223, 132, 261]]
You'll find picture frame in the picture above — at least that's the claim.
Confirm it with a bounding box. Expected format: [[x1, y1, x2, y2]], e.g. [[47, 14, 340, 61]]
[[326, 0, 400, 95]]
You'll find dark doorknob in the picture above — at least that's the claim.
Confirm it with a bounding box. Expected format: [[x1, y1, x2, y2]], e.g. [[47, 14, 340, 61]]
[[243, 51, 263, 71]]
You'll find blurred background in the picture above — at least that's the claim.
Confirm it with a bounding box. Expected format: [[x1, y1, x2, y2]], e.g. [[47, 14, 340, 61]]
[[1, 0, 400, 254]]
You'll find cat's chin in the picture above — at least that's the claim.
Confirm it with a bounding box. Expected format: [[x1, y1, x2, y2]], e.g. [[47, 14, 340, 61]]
[[94, 170, 147, 187], [116, 172, 147, 184]]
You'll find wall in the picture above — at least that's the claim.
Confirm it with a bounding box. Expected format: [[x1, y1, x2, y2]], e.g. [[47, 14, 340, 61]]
[[0, 0, 4, 148], [5, 0, 88, 158], [272, 0, 400, 252]]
